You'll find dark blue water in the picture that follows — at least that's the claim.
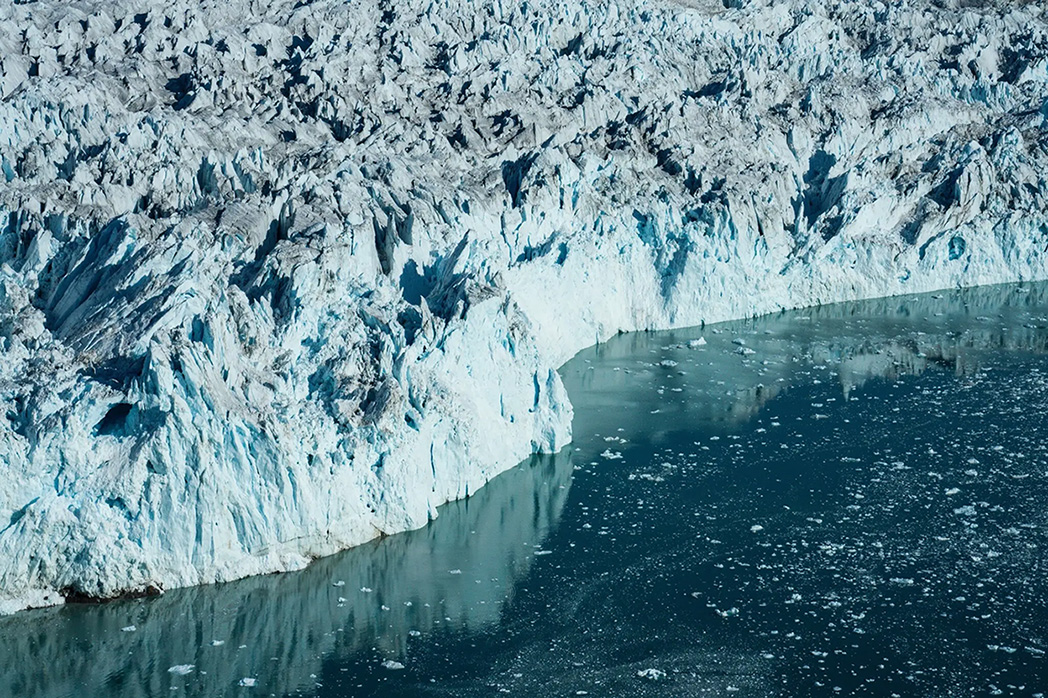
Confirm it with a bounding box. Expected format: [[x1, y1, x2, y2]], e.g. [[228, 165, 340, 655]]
[[3, 283, 1048, 697]]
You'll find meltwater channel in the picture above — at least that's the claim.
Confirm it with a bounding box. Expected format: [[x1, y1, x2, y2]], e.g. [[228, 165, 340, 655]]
[[3, 282, 1048, 697]]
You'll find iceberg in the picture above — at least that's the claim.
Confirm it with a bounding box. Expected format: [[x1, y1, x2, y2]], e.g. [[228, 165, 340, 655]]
[[1, 0, 1047, 612]]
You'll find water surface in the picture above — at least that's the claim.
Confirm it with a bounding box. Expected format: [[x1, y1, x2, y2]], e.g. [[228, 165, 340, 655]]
[[3, 283, 1048, 697]]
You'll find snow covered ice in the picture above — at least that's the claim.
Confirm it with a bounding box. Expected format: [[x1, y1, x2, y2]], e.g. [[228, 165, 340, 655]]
[[1, 0, 1048, 612]]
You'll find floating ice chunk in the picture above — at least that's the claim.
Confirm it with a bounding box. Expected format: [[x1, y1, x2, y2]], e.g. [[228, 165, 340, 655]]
[[332, 580, 345, 587], [409, 630, 421, 637], [360, 586, 372, 593], [688, 338, 707, 348], [750, 525, 764, 533], [659, 359, 678, 368], [637, 668, 666, 680], [238, 677, 257, 687], [168, 665, 195, 675], [600, 449, 623, 460], [381, 660, 405, 670], [212, 640, 225, 646], [945, 488, 960, 496], [121, 625, 136, 632], [449, 569, 462, 574]]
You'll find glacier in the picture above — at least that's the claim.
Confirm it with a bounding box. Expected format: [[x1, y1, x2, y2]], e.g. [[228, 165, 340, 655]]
[[1, 0, 1047, 614]]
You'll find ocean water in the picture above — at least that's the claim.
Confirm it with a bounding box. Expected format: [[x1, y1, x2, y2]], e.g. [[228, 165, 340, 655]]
[[3, 282, 1048, 697]]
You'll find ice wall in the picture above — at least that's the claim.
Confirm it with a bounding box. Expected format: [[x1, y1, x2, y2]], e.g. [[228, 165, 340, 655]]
[[1, 0, 1047, 612]]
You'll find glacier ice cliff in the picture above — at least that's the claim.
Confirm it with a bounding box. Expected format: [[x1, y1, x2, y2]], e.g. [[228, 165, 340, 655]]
[[1, 0, 1047, 613]]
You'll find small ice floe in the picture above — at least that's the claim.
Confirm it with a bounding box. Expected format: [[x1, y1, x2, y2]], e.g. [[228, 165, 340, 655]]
[[534, 550, 553, 556], [637, 668, 666, 681], [734, 346, 756, 356], [716, 607, 740, 618], [659, 359, 678, 368], [688, 338, 707, 348], [121, 625, 136, 632], [408, 630, 421, 637], [449, 569, 462, 574], [211, 640, 225, 646], [600, 449, 623, 460], [360, 586, 372, 593], [168, 665, 195, 675], [238, 677, 257, 687], [332, 580, 345, 587], [945, 488, 961, 496], [954, 505, 977, 517], [381, 660, 406, 670], [750, 525, 764, 533]]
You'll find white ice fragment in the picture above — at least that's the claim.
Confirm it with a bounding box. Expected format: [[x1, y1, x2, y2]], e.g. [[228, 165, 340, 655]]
[[750, 525, 764, 533], [637, 668, 666, 680], [238, 677, 257, 687], [121, 625, 136, 632], [688, 338, 707, 348], [168, 665, 195, 675], [381, 660, 405, 670]]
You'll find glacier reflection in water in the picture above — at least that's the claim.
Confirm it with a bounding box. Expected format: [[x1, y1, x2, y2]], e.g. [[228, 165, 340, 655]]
[[572, 281, 1048, 435], [5, 282, 1048, 698], [0, 449, 573, 698]]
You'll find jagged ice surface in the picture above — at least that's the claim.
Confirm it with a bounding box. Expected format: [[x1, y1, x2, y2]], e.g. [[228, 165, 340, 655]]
[[1, 0, 1048, 613]]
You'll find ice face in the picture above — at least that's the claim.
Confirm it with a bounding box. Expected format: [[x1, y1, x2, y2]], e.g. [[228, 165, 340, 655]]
[[1, 0, 1047, 612]]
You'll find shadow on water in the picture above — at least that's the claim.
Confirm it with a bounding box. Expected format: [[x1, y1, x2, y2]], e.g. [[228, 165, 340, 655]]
[[0, 449, 574, 698]]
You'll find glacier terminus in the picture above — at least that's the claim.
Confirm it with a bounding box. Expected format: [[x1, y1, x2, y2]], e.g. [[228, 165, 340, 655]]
[[1, 0, 1048, 614]]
